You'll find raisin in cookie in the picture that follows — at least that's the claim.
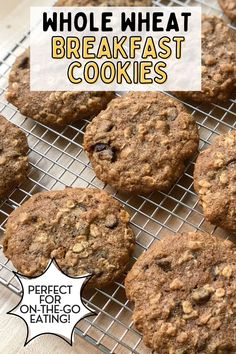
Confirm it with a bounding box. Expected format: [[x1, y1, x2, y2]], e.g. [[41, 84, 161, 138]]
[[3, 188, 134, 288], [6, 49, 114, 128], [84, 92, 199, 194], [125, 231, 236, 354], [55, 0, 152, 6], [194, 131, 236, 232], [0, 115, 28, 199], [174, 15, 236, 103], [218, 0, 236, 22]]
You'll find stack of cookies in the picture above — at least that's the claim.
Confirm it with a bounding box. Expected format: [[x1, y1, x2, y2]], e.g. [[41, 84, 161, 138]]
[[1, 0, 235, 352]]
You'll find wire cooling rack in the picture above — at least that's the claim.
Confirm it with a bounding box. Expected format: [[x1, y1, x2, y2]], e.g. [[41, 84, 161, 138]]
[[0, 0, 235, 353]]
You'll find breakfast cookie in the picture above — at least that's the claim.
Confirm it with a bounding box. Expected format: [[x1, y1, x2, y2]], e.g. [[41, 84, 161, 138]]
[[55, 0, 152, 6], [174, 15, 236, 103], [125, 231, 236, 353], [3, 188, 134, 288], [194, 131, 236, 232], [0, 115, 28, 199], [6, 49, 114, 128], [218, 0, 236, 22], [84, 92, 199, 194]]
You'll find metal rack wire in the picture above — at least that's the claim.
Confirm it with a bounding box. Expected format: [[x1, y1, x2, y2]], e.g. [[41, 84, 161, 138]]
[[0, 0, 235, 353]]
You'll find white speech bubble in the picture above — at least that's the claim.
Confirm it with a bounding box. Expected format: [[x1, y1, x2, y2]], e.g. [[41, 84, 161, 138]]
[[8, 260, 96, 346]]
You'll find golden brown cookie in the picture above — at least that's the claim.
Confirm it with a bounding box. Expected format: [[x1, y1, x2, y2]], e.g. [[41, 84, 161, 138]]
[[6, 49, 114, 128], [218, 0, 236, 22], [84, 92, 199, 194], [194, 131, 236, 232], [174, 15, 236, 103], [125, 231, 236, 353], [3, 188, 134, 288], [0, 115, 28, 199]]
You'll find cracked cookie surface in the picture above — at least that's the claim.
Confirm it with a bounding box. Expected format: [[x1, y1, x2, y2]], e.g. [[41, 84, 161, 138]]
[[3, 188, 134, 288], [125, 231, 236, 354], [194, 131, 236, 232], [174, 15, 236, 103], [218, 0, 236, 22], [6, 49, 114, 128], [84, 92, 199, 194], [0, 115, 28, 199]]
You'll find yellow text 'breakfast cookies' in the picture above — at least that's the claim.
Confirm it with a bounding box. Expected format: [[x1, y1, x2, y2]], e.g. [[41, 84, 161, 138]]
[[125, 231, 236, 353], [3, 188, 134, 288]]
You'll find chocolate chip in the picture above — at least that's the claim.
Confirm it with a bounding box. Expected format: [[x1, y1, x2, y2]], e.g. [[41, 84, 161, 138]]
[[110, 148, 117, 162], [143, 264, 149, 271], [227, 159, 236, 167], [93, 143, 117, 162], [106, 124, 114, 132], [94, 143, 108, 152], [31, 216, 38, 223], [12, 153, 21, 158], [18, 56, 29, 69], [156, 259, 172, 272]]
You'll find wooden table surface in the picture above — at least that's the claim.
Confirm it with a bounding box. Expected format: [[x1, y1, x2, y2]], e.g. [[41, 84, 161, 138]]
[[0, 286, 101, 354]]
